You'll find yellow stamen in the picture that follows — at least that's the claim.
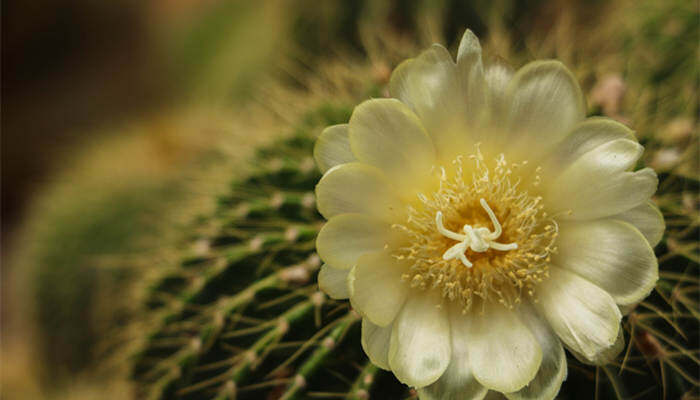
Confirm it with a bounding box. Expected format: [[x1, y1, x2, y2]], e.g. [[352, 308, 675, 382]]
[[393, 147, 558, 311]]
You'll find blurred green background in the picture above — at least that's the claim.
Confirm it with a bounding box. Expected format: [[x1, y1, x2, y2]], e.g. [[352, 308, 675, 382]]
[[2, 0, 697, 399]]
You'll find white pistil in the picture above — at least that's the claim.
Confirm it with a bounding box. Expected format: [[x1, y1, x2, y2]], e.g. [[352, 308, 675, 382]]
[[435, 198, 518, 268]]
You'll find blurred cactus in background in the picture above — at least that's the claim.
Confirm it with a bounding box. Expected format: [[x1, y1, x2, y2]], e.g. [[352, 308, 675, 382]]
[[2, 0, 697, 399]]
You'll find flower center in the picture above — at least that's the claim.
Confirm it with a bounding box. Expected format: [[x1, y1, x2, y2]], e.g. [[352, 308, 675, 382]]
[[392, 147, 559, 312], [436, 199, 519, 268]]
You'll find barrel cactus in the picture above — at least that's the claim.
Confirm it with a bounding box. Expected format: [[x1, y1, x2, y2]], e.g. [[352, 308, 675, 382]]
[[129, 105, 411, 400], [127, 91, 698, 399]]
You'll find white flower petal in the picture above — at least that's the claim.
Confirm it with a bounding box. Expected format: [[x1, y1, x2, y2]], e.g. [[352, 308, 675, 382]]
[[418, 303, 488, 400], [610, 201, 665, 247], [317, 264, 350, 299], [388, 289, 450, 388], [313, 124, 355, 173], [349, 251, 409, 327], [618, 303, 638, 316], [506, 60, 586, 156], [537, 267, 622, 363], [456, 29, 487, 124], [556, 219, 658, 306], [388, 45, 471, 160], [569, 327, 625, 366], [315, 162, 404, 221], [466, 303, 542, 393], [484, 61, 514, 118], [316, 213, 401, 270], [389, 58, 418, 108], [547, 139, 658, 220], [349, 98, 436, 191], [361, 318, 392, 370], [505, 304, 567, 400], [543, 117, 637, 175]]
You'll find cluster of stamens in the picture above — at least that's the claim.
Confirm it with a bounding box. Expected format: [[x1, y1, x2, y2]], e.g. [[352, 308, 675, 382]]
[[392, 147, 559, 312]]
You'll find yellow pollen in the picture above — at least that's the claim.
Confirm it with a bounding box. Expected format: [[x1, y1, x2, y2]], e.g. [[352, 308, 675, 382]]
[[392, 147, 559, 312]]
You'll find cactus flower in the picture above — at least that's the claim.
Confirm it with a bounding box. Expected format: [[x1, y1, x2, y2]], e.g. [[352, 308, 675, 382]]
[[313, 30, 663, 399]]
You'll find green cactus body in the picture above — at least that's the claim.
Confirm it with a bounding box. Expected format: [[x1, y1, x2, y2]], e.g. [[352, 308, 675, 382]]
[[130, 106, 410, 400], [128, 102, 698, 400]]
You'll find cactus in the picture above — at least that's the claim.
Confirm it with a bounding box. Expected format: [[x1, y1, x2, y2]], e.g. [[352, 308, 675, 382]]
[[5, 110, 242, 387], [126, 101, 698, 400], [128, 105, 411, 400]]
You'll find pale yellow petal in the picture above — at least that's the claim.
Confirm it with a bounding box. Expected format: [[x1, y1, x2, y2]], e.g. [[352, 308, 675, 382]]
[[388, 45, 471, 160], [349, 98, 436, 191], [389, 289, 450, 388], [547, 139, 657, 220], [610, 201, 665, 247], [543, 117, 637, 175], [484, 61, 514, 119], [466, 303, 542, 393], [418, 303, 488, 400], [387, 58, 415, 105], [556, 219, 658, 306], [316, 213, 402, 270], [537, 267, 622, 362], [569, 327, 625, 366], [317, 264, 350, 299], [349, 251, 409, 327], [506, 60, 586, 156], [315, 162, 404, 221], [313, 124, 355, 173], [619, 303, 638, 316], [505, 304, 567, 400], [361, 318, 392, 370], [456, 29, 487, 125]]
